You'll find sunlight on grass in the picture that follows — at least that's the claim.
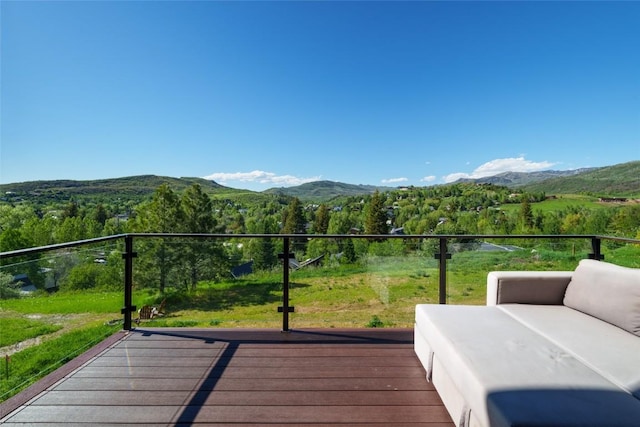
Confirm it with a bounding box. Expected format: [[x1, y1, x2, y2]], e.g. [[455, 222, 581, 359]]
[[1, 291, 123, 314], [0, 323, 120, 402], [0, 318, 63, 347]]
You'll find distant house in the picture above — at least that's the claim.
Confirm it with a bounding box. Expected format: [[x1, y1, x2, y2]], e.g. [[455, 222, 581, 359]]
[[599, 197, 628, 203], [231, 261, 253, 278], [13, 274, 37, 294]]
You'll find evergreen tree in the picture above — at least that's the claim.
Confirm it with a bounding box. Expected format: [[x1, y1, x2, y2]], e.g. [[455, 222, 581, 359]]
[[62, 200, 79, 219], [343, 238, 357, 263], [181, 184, 215, 233], [251, 217, 278, 270], [365, 191, 388, 235], [180, 184, 226, 290], [313, 204, 330, 234], [519, 198, 534, 230], [134, 184, 183, 233], [131, 184, 183, 293], [281, 197, 307, 257], [282, 198, 306, 234]]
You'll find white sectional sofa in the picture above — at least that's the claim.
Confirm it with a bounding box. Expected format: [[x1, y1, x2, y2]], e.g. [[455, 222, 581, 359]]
[[414, 259, 640, 427]]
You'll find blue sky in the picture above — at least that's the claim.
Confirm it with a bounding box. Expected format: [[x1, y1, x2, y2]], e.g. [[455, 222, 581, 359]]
[[1, 1, 638, 191]]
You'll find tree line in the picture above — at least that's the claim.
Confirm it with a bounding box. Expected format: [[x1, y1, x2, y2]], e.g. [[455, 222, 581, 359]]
[[1, 182, 638, 297]]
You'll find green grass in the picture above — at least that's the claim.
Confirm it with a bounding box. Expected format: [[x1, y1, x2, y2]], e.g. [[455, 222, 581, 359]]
[[498, 194, 611, 213], [0, 323, 120, 401], [0, 291, 124, 314], [0, 318, 63, 347]]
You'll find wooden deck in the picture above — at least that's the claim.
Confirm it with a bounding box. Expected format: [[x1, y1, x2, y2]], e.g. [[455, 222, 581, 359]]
[[1, 328, 453, 426]]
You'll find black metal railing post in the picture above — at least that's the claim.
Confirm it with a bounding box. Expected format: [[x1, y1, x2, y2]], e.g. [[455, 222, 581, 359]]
[[278, 237, 295, 332], [121, 235, 137, 330], [589, 237, 604, 261], [435, 237, 452, 304]]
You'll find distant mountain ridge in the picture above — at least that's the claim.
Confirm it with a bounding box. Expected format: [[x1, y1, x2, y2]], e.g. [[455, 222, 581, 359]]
[[453, 168, 597, 187], [1, 175, 226, 195], [520, 161, 640, 196], [263, 180, 393, 202], [266, 162, 639, 199], [0, 175, 255, 206], [1, 161, 638, 205]]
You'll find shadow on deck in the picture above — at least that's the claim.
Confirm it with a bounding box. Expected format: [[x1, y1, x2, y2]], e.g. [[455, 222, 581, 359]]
[[1, 328, 453, 426]]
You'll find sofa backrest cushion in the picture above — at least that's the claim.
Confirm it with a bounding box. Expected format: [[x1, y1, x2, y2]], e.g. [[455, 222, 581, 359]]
[[563, 259, 640, 336]]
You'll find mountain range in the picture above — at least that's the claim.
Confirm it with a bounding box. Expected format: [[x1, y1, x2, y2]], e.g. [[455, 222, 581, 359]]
[[452, 168, 596, 187], [1, 161, 638, 205]]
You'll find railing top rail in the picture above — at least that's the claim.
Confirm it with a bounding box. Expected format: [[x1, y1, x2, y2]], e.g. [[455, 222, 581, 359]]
[[595, 235, 640, 244], [125, 232, 603, 240], [0, 234, 127, 259], [2, 233, 638, 260]]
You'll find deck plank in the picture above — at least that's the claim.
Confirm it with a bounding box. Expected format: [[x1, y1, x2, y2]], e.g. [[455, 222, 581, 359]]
[[1, 328, 453, 426]]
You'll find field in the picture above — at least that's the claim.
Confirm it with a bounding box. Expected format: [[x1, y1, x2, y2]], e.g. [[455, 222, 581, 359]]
[[498, 194, 621, 213], [2, 242, 639, 402]]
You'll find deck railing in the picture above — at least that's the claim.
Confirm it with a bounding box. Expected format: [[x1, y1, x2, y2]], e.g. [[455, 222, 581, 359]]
[[2, 233, 638, 331]]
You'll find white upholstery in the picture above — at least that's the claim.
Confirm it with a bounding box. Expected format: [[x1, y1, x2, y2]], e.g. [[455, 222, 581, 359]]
[[498, 304, 640, 399], [415, 261, 640, 427], [564, 259, 640, 336], [415, 304, 640, 427]]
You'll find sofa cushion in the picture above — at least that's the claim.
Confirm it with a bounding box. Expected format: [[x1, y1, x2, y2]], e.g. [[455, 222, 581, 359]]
[[498, 304, 640, 399], [563, 259, 640, 336], [415, 304, 640, 427], [486, 271, 573, 305]]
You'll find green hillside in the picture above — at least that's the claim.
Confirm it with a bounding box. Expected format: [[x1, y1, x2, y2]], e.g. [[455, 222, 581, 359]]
[[0, 175, 264, 206], [521, 161, 640, 197], [264, 180, 393, 202], [1, 161, 638, 208]]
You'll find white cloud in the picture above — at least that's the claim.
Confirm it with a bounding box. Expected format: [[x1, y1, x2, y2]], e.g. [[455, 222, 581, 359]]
[[203, 170, 321, 187], [442, 172, 472, 183], [382, 177, 408, 184], [420, 175, 436, 183], [443, 157, 556, 183]]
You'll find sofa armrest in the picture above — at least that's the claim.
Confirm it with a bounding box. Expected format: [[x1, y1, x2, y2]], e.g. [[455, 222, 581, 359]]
[[487, 271, 574, 306]]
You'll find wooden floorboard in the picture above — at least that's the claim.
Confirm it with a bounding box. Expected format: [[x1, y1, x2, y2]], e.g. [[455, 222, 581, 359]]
[[0, 328, 453, 425]]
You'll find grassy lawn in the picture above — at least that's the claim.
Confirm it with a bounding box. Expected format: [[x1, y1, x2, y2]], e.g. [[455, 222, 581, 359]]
[[1, 291, 126, 401], [0, 318, 63, 348], [0, 323, 120, 401], [498, 194, 612, 213], [1, 291, 125, 315]]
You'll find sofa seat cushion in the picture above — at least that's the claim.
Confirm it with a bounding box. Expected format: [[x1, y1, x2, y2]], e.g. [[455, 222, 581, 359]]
[[415, 304, 640, 427], [498, 304, 640, 399], [564, 259, 640, 336]]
